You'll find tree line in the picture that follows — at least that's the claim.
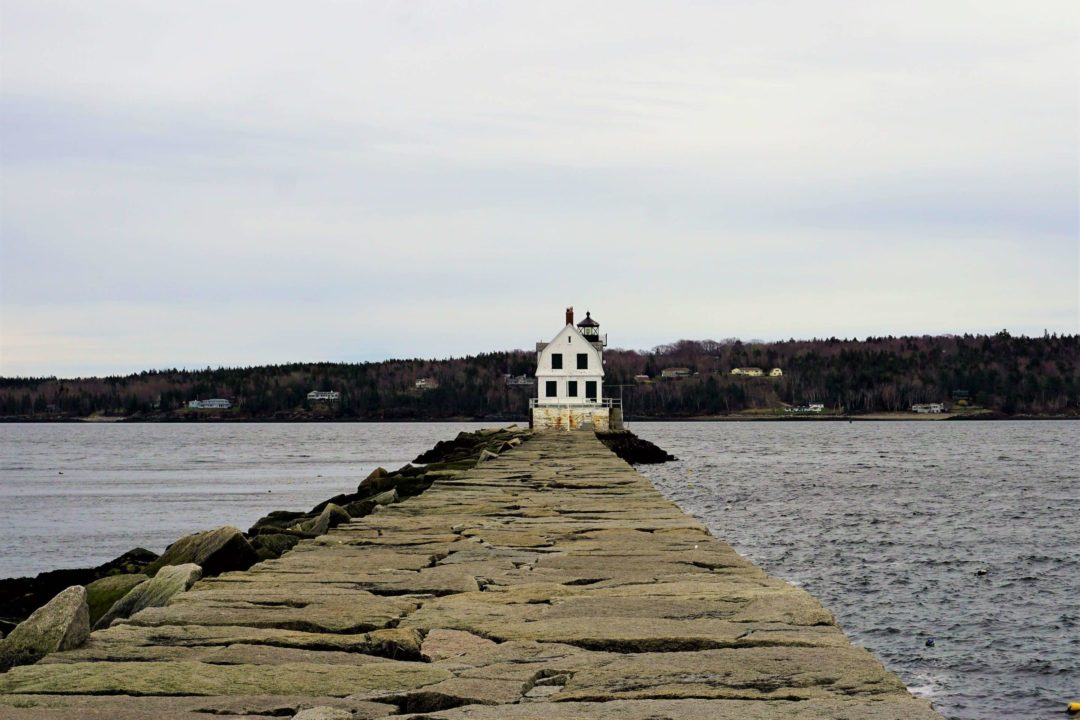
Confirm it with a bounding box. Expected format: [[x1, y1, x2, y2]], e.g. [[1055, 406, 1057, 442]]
[[1, 331, 1076, 419]]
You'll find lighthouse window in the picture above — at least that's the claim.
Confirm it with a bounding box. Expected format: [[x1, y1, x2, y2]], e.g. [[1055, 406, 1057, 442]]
[[586, 381, 597, 400], [576, 353, 588, 369], [551, 353, 563, 370], [545, 381, 557, 397], [567, 381, 578, 397]]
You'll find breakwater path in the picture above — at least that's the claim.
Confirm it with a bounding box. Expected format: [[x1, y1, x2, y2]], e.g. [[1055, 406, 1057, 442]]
[[0, 431, 941, 719]]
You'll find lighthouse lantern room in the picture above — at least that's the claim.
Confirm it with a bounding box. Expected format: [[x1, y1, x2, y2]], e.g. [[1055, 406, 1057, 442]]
[[530, 307, 623, 431]]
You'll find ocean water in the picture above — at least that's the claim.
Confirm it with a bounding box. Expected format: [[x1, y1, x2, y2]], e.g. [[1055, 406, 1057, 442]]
[[0, 420, 1076, 718], [0, 422, 487, 578], [632, 420, 1079, 720]]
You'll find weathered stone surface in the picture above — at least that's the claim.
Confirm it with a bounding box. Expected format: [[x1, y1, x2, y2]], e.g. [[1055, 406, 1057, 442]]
[[0, 586, 89, 671], [369, 676, 526, 711], [0, 430, 941, 719], [390, 697, 942, 719], [144, 526, 257, 577], [42, 623, 421, 663], [94, 564, 201, 630], [0, 660, 452, 696], [0, 695, 398, 720], [84, 574, 147, 627], [421, 628, 496, 662], [292, 707, 352, 720], [123, 579, 417, 634]]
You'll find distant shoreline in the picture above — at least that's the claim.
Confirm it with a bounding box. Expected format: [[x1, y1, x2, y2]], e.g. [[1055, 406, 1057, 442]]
[[2, 412, 1075, 423]]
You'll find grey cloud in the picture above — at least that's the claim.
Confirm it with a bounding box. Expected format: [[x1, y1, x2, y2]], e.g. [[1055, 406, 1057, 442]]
[[1, 1, 1077, 376]]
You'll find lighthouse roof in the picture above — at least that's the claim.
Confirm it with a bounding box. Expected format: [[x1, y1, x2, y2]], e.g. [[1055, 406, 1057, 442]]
[[576, 311, 599, 328]]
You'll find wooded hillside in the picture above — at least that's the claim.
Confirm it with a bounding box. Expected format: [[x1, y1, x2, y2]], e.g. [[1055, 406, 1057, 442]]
[[2, 332, 1076, 419]]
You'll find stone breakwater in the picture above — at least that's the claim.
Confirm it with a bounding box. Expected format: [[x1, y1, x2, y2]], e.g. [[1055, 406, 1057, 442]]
[[0, 430, 941, 719]]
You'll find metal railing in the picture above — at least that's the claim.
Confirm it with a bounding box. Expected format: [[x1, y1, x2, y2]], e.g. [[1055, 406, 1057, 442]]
[[529, 397, 621, 408]]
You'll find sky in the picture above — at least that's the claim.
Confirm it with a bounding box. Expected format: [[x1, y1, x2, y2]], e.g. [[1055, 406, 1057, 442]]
[[1, 1, 1077, 377]]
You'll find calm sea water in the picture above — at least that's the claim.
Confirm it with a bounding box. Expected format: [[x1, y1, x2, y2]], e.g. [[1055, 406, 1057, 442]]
[[0, 422, 487, 578], [0, 421, 1076, 718], [632, 420, 1078, 720]]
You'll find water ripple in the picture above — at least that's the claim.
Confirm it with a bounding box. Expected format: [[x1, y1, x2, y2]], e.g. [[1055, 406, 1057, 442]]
[[636, 420, 1079, 720]]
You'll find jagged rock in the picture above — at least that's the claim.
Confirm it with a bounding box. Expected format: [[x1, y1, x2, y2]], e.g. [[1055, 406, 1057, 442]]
[[476, 449, 499, 465], [85, 574, 148, 627], [0, 547, 157, 636], [342, 498, 378, 518], [0, 585, 89, 671], [371, 489, 398, 506], [248, 510, 308, 535], [356, 467, 390, 494], [144, 526, 257, 577], [94, 564, 201, 630], [251, 533, 301, 559], [364, 466, 390, 482], [301, 504, 351, 536], [595, 430, 676, 464]]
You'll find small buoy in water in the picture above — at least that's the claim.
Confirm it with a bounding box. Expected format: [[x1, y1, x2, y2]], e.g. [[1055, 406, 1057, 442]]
[[58, 471, 63, 475], [975, 567, 989, 576], [1068, 702, 1080, 715], [925, 637, 935, 647]]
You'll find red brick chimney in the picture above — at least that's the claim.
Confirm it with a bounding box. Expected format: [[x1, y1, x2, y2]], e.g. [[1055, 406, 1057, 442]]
[[565, 306, 574, 325]]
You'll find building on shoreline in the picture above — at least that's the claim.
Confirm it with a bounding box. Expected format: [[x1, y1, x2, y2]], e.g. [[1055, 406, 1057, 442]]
[[785, 403, 825, 413], [187, 398, 232, 409], [661, 367, 692, 379], [911, 403, 946, 413], [531, 307, 622, 431], [306, 391, 340, 402], [731, 367, 764, 377]]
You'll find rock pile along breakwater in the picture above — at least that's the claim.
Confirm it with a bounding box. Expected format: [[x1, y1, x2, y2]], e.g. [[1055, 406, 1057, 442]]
[[0, 429, 941, 719]]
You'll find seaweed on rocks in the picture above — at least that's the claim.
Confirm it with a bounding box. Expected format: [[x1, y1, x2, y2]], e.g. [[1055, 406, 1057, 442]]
[[413, 426, 527, 464], [0, 548, 158, 637], [595, 430, 676, 464], [246, 427, 532, 548]]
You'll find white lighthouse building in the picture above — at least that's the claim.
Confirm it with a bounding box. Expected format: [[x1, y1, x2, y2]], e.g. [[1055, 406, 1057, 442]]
[[530, 307, 623, 431]]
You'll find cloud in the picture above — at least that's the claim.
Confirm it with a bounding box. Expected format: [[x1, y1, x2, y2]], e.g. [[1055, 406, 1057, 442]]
[[2, 1, 1077, 376]]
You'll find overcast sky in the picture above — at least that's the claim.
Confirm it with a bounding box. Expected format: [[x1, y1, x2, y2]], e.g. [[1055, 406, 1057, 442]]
[[1, 1, 1077, 377]]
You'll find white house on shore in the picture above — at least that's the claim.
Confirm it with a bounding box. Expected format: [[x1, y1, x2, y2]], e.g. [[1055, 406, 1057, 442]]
[[188, 398, 231, 409], [531, 307, 622, 431], [307, 391, 340, 402]]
